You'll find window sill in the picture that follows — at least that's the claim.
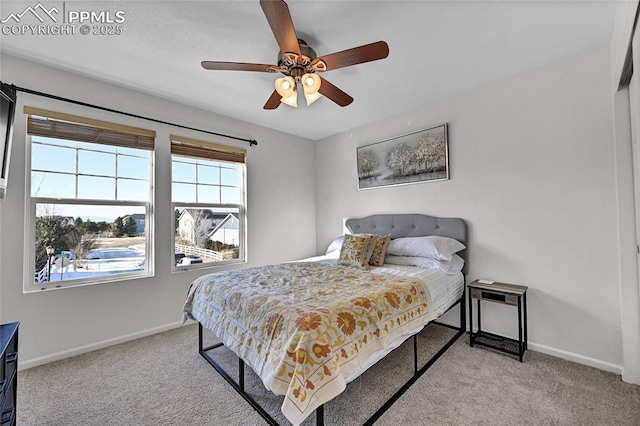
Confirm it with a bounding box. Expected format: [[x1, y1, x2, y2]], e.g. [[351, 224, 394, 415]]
[[171, 258, 246, 274], [24, 270, 154, 293]]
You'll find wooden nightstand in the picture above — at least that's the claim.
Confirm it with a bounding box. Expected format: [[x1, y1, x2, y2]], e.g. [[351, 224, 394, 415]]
[[468, 280, 528, 362]]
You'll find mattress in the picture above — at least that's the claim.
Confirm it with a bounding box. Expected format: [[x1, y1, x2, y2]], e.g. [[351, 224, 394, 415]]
[[372, 264, 464, 317], [305, 254, 464, 318]]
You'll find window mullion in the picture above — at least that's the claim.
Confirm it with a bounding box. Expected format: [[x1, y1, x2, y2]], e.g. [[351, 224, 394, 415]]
[[195, 159, 199, 203], [115, 150, 119, 200], [75, 143, 79, 199]]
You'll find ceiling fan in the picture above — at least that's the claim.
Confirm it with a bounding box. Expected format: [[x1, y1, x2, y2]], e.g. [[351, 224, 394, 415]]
[[201, 0, 389, 110]]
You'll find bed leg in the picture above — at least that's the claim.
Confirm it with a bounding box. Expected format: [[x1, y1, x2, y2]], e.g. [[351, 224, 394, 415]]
[[239, 359, 245, 392], [460, 287, 467, 333], [316, 404, 324, 426], [413, 334, 418, 374]]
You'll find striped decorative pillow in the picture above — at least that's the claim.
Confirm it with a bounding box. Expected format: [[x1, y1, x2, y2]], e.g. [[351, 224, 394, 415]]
[[368, 234, 391, 267]]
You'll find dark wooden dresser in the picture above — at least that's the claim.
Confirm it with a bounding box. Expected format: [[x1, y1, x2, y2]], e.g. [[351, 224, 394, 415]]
[[0, 322, 18, 426]]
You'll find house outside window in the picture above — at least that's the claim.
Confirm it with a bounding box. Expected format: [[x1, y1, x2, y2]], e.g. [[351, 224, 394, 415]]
[[24, 107, 154, 291], [171, 135, 246, 269]]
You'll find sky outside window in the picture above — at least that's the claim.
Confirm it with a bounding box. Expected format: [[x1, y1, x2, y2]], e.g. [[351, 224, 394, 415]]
[[31, 136, 150, 220]]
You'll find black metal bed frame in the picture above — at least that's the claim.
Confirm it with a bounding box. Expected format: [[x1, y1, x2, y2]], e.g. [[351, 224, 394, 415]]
[[198, 293, 466, 426]]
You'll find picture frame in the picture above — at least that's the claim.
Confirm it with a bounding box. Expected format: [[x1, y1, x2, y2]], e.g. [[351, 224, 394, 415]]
[[357, 123, 448, 190]]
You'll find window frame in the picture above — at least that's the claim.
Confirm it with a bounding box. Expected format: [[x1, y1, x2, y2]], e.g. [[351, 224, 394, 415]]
[[170, 137, 247, 272], [23, 109, 155, 293]]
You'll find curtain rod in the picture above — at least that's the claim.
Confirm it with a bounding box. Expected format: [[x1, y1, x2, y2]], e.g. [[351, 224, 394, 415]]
[[8, 84, 258, 146]]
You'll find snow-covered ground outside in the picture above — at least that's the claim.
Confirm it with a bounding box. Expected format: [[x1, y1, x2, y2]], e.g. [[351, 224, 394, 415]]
[[40, 247, 145, 282]]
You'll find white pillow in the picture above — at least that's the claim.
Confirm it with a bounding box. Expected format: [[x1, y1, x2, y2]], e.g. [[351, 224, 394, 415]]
[[385, 254, 465, 275], [325, 236, 345, 255], [386, 236, 465, 261]]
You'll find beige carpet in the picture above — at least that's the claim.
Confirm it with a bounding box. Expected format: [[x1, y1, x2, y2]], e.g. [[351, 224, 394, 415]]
[[18, 323, 640, 426]]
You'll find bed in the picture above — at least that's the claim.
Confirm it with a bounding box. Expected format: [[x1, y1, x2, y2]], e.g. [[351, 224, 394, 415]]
[[183, 213, 468, 425]]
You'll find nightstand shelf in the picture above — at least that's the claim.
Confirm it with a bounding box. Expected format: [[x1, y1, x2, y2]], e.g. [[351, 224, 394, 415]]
[[468, 280, 527, 362]]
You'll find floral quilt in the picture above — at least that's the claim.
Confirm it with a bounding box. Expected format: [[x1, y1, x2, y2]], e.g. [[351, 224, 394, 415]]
[[183, 262, 434, 425]]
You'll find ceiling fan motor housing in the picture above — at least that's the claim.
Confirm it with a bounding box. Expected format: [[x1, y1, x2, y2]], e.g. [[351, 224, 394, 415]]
[[277, 39, 317, 74]]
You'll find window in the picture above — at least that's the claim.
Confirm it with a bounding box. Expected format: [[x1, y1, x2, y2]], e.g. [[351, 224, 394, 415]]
[[171, 135, 246, 269], [25, 107, 154, 291]]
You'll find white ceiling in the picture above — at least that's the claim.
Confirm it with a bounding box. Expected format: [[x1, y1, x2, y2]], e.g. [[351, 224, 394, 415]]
[[0, 0, 617, 140]]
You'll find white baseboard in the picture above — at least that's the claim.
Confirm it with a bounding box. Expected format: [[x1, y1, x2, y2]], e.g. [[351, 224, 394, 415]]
[[527, 342, 622, 375], [19, 321, 189, 371], [20, 318, 624, 377], [434, 319, 623, 375]]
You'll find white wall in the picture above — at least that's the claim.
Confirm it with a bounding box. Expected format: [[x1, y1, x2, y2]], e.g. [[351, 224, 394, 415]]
[[315, 45, 623, 370], [0, 54, 317, 368]]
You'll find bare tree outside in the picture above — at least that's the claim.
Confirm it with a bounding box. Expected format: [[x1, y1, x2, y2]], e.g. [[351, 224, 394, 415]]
[[188, 209, 212, 247], [64, 228, 98, 270]]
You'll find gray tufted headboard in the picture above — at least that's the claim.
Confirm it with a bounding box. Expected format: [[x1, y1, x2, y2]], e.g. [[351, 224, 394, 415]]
[[345, 213, 468, 273]]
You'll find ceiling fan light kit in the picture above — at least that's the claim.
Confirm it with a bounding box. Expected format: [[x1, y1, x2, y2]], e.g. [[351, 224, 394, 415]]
[[275, 76, 295, 97], [302, 73, 322, 106], [201, 0, 389, 110], [275, 76, 298, 107]]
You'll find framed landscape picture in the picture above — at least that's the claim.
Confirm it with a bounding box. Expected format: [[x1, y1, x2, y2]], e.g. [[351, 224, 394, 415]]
[[357, 124, 449, 190]]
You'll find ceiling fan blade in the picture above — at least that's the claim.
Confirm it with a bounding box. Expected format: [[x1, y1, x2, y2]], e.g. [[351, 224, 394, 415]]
[[260, 0, 301, 55], [201, 61, 278, 72], [313, 41, 389, 71], [263, 90, 281, 110], [318, 77, 353, 107]]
